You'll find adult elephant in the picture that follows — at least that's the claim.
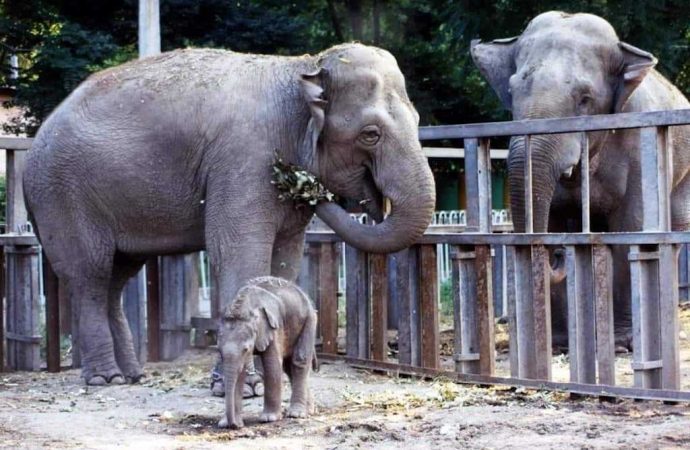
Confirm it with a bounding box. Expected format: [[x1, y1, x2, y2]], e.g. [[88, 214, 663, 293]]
[[24, 43, 435, 385], [471, 12, 690, 347]]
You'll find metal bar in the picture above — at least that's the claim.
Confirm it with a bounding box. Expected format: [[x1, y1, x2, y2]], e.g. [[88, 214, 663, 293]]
[[475, 245, 495, 375], [580, 133, 590, 233], [318, 354, 690, 403], [418, 109, 690, 140], [464, 138, 480, 231], [145, 257, 160, 362], [523, 135, 534, 233], [419, 245, 439, 369], [319, 243, 339, 354], [43, 255, 61, 373], [370, 253, 388, 362], [592, 245, 615, 385]]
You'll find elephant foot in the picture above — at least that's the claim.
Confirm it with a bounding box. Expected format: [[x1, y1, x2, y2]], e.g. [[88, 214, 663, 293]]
[[218, 416, 243, 429], [615, 328, 633, 352], [117, 359, 145, 384], [85, 373, 125, 386], [286, 404, 309, 419], [259, 411, 281, 423]]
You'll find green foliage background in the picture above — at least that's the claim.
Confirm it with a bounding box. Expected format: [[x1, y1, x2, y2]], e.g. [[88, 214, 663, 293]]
[[1, 0, 689, 136]]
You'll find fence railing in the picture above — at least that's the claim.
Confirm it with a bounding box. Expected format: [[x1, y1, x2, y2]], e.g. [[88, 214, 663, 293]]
[[3, 109, 690, 401], [299, 109, 690, 401]]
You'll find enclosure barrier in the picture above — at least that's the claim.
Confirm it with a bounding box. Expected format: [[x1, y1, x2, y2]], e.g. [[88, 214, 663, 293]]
[[3, 110, 690, 402], [301, 109, 690, 401]]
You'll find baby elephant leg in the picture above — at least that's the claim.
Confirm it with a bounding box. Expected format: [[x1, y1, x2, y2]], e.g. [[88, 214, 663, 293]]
[[259, 347, 283, 423], [287, 312, 317, 418]]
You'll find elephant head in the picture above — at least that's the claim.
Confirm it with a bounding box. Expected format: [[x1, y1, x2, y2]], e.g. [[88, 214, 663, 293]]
[[218, 285, 279, 429], [471, 12, 656, 232], [299, 44, 436, 252]]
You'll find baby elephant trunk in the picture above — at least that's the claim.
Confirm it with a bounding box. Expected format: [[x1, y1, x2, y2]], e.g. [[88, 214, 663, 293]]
[[222, 360, 246, 429]]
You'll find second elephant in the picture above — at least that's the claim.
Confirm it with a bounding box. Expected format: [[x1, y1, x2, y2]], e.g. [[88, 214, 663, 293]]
[[472, 11, 690, 347]]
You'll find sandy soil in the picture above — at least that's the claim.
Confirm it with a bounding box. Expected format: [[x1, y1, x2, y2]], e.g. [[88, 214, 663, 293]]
[[2, 348, 690, 450]]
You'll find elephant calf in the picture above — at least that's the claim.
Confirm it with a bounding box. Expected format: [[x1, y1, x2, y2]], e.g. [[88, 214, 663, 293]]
[[218, 276, 317, 429]]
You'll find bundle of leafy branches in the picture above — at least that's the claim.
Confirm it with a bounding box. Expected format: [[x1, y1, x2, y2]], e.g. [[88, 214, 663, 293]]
[[271, 152, 334, 206]]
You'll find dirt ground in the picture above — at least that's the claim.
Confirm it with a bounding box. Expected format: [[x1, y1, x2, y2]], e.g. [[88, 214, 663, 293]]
[[2, 348, 690, 450]]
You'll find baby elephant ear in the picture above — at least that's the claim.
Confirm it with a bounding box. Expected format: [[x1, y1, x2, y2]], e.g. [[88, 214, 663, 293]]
[[261, 306, 279, 329], [299, 68, 328, 167], [255, 306, 278, 352], [612, 42, 657, 112]]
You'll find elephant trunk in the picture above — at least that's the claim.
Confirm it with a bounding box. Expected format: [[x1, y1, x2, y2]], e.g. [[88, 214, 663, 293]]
[[507, 136, 560, 233], [315, 151, 435, 254], [223, 359, 246, 429]]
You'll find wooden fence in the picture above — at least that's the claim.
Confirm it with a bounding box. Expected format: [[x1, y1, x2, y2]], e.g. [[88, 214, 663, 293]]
[[3, 109, 690, 402]]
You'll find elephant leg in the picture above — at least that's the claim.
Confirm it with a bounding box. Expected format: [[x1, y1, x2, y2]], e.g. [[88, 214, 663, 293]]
[[271, 225, 309, 281], [107, 254, 147, 383], [286, 312, 316, 418], [259, 346, 283, 423]]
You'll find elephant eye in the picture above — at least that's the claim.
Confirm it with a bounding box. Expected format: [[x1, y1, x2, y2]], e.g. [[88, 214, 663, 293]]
[[578, 95, 593, 110], [358, 125, 381, 146]]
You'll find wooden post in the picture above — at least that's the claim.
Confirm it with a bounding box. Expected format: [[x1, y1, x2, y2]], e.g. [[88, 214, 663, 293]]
[[146, 257, 160, 362], [345, 245, 369, 359], [592, 245, 615, 385], [531, 245, 551, 380], [565, 245, 596, 384], [44, 255, 61, 372], [138, 0, 160, 58], [123, 269, 147, 363], [419, 245, 439, 369], [159, 254, 197, 360], [453, 247, 479, 373], [475, 245, 495, 375], [395, 247, 420, 366], [318, 243, 339, 354], [370, 253, 388, 362], [5, 245, 41, 371], [0, 250, 4, 371]]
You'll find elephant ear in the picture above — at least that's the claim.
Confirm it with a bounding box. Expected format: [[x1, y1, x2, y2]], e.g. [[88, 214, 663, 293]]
[[612, 42, 657, 112], [255, 306, 279, 352], [299, 68, 328, 169], [470, 37, 518, 110]]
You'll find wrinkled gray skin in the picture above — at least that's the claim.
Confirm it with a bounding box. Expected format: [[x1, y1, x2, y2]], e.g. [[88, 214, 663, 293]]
[[24, 43, 435, 385], [218, 276, 316, 429], [472, 11, 690, 347]]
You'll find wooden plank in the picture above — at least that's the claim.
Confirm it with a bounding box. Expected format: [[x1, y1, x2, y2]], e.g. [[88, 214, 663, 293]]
[[307, 230, 690, 246], [5, 245, 41, 371], [159, 254, 196, 360], [592, 245, 615, 385], [657, 126, 672, 231], [464, 138, 480, 232], [629, 245, 662, 388], [6, 150, 27, 233], [475, 245, 495, 375], [659, 244, 680, 389], [123, 268, 147, 363], [43, 254, 61, 373], [345, 245, 369, 359], [146, 257, 160, 362], [451, 247, 463, 372], [457, 246, 479, 374], [640, 127, 660, 231], [479, 138, 493, 233], [492, 245, 505, 317], [565, 246, 596, 384], [505, 246, 519, 377], [395, 248, 418, 365], [418, 109, 690, 140], [328, 354, 690, 403], [0, 136, 33, 149], [0, 250, 3, 371], [531, 245, 551, 381], [580, 132, 590, 232], [419, 245, 439, 369], [318, 243, 338, 355], [514, 246, 535, 379], [370, 253, 388, 362], [523, 135, 534, 233]]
